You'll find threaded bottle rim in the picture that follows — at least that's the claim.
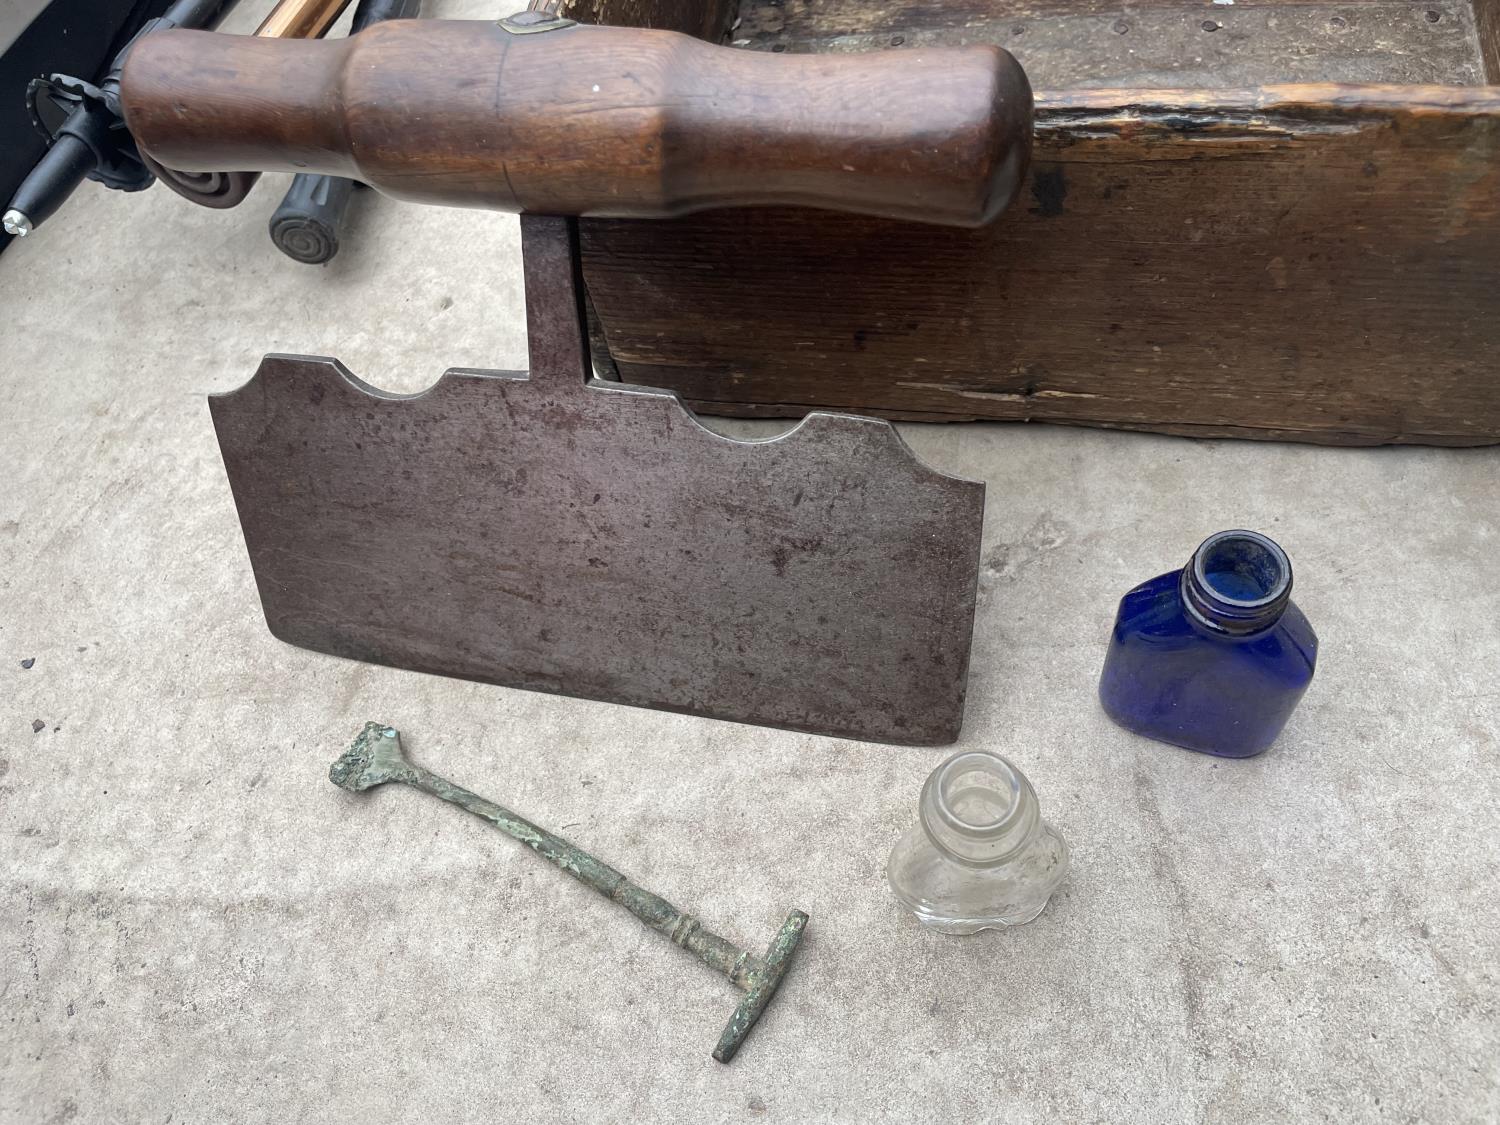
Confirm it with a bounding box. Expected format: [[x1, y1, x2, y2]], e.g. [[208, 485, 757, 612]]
[[1181, 529, 1292, 636]]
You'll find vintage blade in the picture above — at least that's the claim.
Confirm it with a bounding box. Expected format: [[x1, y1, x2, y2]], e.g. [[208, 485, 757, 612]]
[[209, 216, 984, 744]]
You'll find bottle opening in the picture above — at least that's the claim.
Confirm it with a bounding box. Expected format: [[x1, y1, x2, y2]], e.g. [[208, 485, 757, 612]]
[[920, 750, 1041, 866], [1199, 533, 1286, 604], [939, 757, 1019, 832], [1183, 529, 1293, 634]]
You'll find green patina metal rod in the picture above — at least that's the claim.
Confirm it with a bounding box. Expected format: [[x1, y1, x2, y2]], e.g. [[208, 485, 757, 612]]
[[329, 721, 808, 1063]]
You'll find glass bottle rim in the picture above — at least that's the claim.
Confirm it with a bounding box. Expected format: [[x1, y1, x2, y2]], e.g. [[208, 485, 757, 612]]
[[1189, 529, 1292, 608], [923, 749, 1032, 840], [1182, 529, 1293, 635]]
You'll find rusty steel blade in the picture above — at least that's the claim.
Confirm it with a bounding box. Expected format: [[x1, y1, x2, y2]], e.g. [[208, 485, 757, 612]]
[[209, 215, 985, 744]]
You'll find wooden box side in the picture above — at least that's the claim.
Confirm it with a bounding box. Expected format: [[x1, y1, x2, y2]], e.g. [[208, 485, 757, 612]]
[[582, 85, 1500, 445], [567, 3, 1500, 445], [1478, 0, 1500, 79], [733, 0, 1493, 88]]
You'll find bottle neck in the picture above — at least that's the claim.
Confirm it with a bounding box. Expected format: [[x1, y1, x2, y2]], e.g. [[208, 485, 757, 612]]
[[919, 751, 1041, 867], [1180, 529, 1292, 637]]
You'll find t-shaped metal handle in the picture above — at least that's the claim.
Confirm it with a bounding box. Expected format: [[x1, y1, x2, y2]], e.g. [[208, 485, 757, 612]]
[[330, 721, 808, 1062]]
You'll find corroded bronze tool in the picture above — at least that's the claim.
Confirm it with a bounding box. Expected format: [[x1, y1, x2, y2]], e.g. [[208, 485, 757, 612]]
[[330, 722, 808, 1063]]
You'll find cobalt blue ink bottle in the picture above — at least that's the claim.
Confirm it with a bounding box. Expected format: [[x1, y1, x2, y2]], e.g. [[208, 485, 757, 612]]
[[1098, 530, 1317, 758]]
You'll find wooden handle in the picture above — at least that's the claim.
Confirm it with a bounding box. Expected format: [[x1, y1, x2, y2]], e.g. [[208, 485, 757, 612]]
[[120, 20, 1032, 227]]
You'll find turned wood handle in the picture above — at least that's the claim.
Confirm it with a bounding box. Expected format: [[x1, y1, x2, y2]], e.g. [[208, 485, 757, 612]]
[[119, 20, 1032, 227]]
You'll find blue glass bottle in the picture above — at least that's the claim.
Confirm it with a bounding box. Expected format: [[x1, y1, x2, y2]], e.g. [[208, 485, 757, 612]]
[[1098, 530, 1317, 758]]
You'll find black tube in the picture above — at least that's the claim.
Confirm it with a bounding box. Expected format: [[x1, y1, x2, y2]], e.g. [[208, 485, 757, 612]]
[[3, 0, 239, 238], [160, 0, 238, 30], [267, 0, 420, 262], [351, 0, 420, 29], [7, 134, 95, 229], [268, 172, 356, 263]]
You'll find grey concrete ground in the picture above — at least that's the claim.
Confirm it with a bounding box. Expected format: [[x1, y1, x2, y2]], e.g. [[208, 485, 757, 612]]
[[3, 7, 1499, 1120]]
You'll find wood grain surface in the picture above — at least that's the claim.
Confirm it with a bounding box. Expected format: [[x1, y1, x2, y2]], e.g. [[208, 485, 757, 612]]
[[580, 83, 1500, 444], [120, 19, 1032, 226], [1477, 0, 1500, 78], [733, 0, 1492, 88]]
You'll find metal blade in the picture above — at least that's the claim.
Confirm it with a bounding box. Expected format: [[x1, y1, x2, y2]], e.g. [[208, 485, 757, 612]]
[[209, 216, 984, 744]]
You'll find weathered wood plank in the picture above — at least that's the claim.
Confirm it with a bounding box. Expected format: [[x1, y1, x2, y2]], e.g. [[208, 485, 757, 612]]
[[1477, 0, 1500, 78], [735, 0, 1488, 88], [580, 85, 1500, 445], [738, 0, 1478, 29]]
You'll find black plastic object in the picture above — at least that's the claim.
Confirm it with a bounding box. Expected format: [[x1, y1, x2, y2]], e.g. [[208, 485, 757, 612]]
[[267, 0, 420, 264], [2, 0, 234, 241], [10, 72, 154, 234], [268, 173, 357, 264], [2, 0, 168, 250], [7, 124, 101, 232]]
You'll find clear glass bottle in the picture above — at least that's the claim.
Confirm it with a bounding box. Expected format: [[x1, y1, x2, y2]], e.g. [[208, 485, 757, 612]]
[[1098, 529, 1318, 758], [887, 750, 1069, 934]]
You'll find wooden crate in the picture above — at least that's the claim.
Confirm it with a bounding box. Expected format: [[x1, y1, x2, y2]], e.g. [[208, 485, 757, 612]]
[[564, 0, 1500, 444]]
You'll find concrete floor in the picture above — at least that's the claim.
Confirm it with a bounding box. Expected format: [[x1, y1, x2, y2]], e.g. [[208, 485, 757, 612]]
[[3, 7, 1500, 1121]]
